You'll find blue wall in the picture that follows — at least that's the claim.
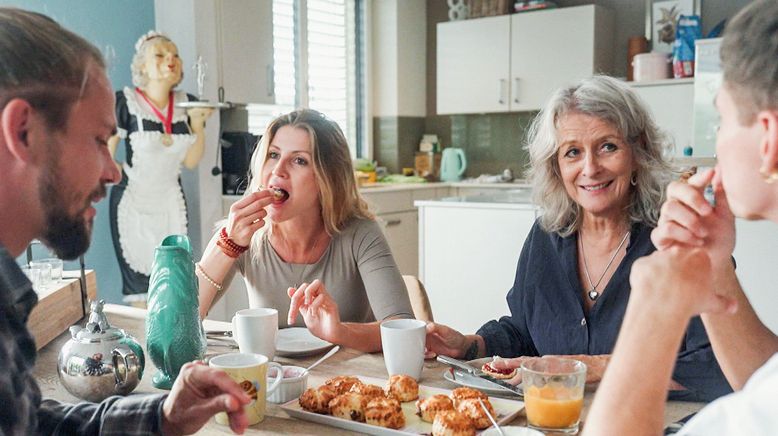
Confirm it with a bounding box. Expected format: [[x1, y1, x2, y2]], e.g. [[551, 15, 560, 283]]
[[5, 0, 155, 304]]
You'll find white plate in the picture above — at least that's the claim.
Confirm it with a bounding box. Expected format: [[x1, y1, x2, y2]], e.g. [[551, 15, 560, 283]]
[[281, 375, 524, 435], [442, 357, 523, 397], [175, 101, 231, 109], [276, 327, 334, 357]]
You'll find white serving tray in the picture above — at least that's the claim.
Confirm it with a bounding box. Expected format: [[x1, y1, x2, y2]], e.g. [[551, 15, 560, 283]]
[[280, 375, 524, 435]]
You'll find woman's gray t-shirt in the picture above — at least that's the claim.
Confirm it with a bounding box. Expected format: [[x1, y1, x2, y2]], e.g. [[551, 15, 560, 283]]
[[226, 218, 414, 328]]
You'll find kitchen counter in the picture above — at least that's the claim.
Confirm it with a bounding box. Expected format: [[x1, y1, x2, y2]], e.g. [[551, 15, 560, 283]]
[[415, 189, 537, 210], [222, 180, 532, 201]]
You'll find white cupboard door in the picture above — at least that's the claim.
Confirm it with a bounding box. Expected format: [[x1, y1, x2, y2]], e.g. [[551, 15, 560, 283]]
[[379, 211, 419, 277], [437, 16, 511, 115], [510, 6, 596, 111], [632, 81, 695, 157], [217, 0, 274, 104], [734, 219, 778, 335], [419, 206, 536, 333]]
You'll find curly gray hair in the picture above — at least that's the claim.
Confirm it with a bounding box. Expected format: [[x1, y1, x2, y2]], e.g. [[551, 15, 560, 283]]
[[526, 75, 673, 237], [130, 31, 182, 88]]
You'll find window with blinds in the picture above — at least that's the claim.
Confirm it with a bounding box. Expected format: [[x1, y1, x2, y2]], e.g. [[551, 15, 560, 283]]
[[249, 0, 364, 157]]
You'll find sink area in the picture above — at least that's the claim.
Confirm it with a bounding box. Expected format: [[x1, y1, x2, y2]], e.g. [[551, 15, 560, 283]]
[[439, 188, 533, 204]]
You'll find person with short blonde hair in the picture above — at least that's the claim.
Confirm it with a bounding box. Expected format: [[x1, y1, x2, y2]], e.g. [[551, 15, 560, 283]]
[[197, 109, 413, 352]]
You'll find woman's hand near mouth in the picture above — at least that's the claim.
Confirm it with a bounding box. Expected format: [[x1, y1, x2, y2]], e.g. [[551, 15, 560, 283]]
[[225, 190, 274, 246]]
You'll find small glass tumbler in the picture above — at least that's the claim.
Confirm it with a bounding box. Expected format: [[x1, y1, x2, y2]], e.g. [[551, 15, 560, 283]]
[[31, 258, 64, 282], [21, 263, 51, 290], [521, 357, 587, 435]]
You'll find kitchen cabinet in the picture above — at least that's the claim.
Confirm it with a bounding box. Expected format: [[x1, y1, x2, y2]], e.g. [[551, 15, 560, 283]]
[[437, 15, 511, 114], [362, 186, 449, 277], [631, 79, 695, 157], [417, 198, 538, 333], [216, 0, 274, 104], [437, 5, 614, 115]]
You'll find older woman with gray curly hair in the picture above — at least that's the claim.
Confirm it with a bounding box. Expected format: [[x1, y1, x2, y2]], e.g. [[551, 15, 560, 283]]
[[426, 76, 731, 402]]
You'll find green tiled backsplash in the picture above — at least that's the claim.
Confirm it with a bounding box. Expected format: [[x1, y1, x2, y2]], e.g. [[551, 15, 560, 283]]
[[373, 112, 537, 178]]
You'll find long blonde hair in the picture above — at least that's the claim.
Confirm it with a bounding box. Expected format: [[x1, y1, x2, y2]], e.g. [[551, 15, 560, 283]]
[[245, 109, 373, 250]]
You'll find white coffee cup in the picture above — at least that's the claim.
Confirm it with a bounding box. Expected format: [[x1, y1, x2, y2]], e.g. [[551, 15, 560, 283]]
[[380, 319, 427, 380], [232, 308, 278, 361]]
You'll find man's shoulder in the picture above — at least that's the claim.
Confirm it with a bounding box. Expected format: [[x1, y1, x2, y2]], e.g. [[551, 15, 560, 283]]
[[679, 353, 778, 435]]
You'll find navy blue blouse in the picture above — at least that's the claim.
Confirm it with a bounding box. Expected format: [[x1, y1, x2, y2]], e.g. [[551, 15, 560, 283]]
[[477, 219, 732, 402]]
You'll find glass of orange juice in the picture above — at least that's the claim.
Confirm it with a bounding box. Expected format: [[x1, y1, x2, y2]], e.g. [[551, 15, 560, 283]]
[[521, 357, 587, 434]]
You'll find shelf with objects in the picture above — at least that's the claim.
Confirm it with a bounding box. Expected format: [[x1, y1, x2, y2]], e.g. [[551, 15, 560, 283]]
[[24, 240, 97, 350]]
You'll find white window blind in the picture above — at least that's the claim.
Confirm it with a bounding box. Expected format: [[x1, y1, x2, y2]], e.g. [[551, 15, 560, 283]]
[[249, 0, 363, 156]]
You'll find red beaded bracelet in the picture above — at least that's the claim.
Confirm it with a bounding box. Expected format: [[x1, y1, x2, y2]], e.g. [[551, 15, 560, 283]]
[[219, 227, 248, 256], [216, 239, 240, 258]]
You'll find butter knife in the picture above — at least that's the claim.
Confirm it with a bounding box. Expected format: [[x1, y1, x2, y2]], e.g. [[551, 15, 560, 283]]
[[437, 355, 523, 397]]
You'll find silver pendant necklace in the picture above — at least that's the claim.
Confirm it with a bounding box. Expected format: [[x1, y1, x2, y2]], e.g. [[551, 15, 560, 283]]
[[579, 229, 630, 301]]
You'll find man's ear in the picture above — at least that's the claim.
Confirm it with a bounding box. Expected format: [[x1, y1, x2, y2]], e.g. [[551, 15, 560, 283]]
[[1, 98, 36, 163], [758, 110, 778, 177]]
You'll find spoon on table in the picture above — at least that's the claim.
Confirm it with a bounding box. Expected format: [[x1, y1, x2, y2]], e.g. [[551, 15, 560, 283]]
[[478, 398, 506, 436], [304, 345, 340, 374]]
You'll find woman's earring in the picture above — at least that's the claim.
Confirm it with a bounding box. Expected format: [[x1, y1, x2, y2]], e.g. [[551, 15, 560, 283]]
[[630, 174, 638, 186]]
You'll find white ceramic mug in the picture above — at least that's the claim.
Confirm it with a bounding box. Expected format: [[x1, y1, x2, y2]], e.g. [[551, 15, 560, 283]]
[[208, 353, 283, 426], [380, 319, 427, 380], [232, 308, 278, 361]]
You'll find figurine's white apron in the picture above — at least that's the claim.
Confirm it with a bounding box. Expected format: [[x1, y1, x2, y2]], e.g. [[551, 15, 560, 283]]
[[117, 124, 195, 275]]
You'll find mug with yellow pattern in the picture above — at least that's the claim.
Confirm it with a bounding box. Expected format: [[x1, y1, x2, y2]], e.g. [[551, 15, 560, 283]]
[[209, 353, 283, 426]]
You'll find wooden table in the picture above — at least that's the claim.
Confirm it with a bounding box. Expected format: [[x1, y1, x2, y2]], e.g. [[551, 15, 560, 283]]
[[34, 304, 703, 434]]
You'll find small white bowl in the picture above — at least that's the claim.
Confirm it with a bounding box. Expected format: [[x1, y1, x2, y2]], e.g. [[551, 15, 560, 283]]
[[267, 365, 308, 404], [480, 426, 545, 436]]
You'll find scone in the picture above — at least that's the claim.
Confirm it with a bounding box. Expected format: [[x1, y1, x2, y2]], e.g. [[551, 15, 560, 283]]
[[449, 387, 488, 407], [481, 356, 518, 380], [364, 397, 405, 429], [385, 374, 419, 402], [324, 376, 362, 395], [431, 410, 476, 436], [349, 382, 386, 399], [298, 385, 338, 414], [329, 392, 369, 422], [415, 394, 454, 423], [456, 397, 495, 430]]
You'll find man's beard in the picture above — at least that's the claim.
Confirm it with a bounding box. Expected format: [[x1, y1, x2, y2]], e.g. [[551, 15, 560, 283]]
[[38, 156, 105, 260]]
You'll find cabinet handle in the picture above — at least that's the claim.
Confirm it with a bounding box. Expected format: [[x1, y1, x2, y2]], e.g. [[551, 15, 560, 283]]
[[385, 219, 402, 227], [498, 79, 507, 104], [266, 64, 275, 97], [513, 78, 520, 104]]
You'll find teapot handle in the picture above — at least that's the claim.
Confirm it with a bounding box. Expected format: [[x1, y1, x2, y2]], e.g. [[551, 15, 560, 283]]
[[113, 345, 141, 390]]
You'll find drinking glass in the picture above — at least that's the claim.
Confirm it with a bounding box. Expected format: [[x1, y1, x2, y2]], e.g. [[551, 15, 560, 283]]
[[521, 357, 587, 434], [31, 258, 63, 283], [21, 263, 51, 290]]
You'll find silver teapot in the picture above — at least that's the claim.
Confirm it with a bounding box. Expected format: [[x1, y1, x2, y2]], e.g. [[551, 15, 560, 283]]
[[57, 300, 144, 402]]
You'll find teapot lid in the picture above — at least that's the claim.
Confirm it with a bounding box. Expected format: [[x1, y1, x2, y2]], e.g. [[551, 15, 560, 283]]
[[70, 299, 125, 342]]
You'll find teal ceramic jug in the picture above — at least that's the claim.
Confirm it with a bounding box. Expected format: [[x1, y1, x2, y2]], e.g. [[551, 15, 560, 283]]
[[146, 235, 207, 389]]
